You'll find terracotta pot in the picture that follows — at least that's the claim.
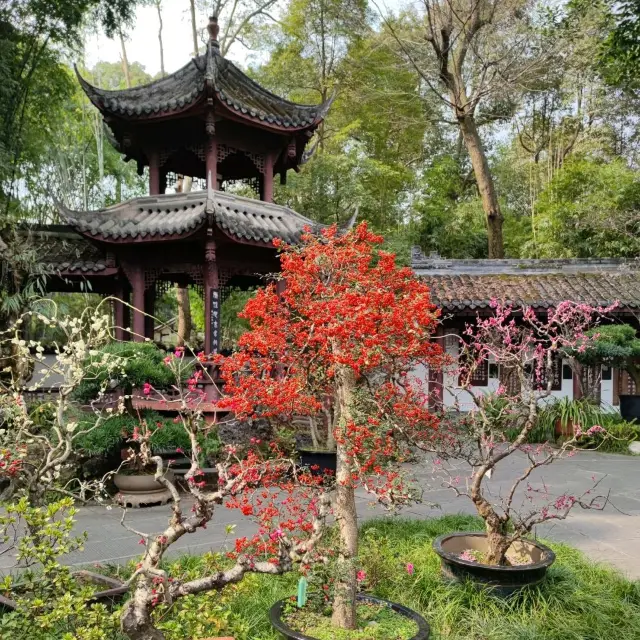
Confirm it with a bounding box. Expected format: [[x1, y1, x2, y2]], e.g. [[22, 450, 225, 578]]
[[554, 418, 574, 438], [113, 470, 175, 494], [269, 593, 430, 640], [433, 532, 555, 596]]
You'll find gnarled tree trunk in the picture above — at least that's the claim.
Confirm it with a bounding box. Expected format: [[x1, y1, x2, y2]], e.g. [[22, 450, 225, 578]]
[[470, 467, 510, 565], [331, 364, 358, 629]]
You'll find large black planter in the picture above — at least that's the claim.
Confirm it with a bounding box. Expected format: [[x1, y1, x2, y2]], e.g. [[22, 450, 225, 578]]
[[619, 394, 640, 422], [297, 449, 337, 477], [269, 593, 430, 640], [433, 532, 556, 596]]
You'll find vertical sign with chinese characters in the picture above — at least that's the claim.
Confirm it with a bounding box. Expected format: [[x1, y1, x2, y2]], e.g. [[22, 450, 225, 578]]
[[210, 289, 220, 353]]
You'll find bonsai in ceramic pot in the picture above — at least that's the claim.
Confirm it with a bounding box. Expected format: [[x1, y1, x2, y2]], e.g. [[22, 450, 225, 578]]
[[217, 224, 443, 636], [578, 324, 640, 421], [414, 301, 614, 592]]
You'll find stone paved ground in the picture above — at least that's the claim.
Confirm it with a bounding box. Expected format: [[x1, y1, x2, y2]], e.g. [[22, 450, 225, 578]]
[[3, 451, 639, 579]]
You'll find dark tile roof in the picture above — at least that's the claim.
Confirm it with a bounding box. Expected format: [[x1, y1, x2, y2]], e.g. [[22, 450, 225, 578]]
[[57, 193, 208, 240], [76, 42, 332, 130], [56, 190, 320, 245], [21, 227, 109, 273], [411, 248, 640, 311]]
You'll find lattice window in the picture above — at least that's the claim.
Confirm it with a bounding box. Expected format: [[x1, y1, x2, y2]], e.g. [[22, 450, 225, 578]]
[[459, 353, 488, 387], [187, 144, 206, 162], [217, 144, 265, 174], [470, 358, 489, 386], [144, 265, 204, 290], [444, 332, 459, 352]]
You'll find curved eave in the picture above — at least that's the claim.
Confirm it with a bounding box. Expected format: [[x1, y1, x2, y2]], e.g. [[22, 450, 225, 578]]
[[214, 93, 331, 132], [75, 65, 206, 121], [72, 228, 204, 244], [216, 226, 278, 248], [54, 199, 207, 244], [56, 267, 120, 277]]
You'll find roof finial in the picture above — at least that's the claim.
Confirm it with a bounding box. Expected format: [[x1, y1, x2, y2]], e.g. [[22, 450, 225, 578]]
[[207, 15, 220, 50]]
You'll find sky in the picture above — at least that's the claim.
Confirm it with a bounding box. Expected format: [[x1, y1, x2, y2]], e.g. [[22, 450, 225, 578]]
[[84, 0, 252, 76], [83, 0, 402, 76]]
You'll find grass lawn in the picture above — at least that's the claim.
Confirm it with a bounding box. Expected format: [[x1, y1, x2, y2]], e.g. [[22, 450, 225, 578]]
[[114, 514, 640, 640]]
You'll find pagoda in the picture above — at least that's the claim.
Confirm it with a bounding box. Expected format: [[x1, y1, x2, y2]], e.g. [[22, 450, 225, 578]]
[[41, 16, 331, 356]]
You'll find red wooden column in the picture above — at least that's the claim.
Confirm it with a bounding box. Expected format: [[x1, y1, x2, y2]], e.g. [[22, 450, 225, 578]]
[[129, 265, 145, 342], [573, 366, 583, 400], [149, 150, 161, 195], [262, 152, 274, 202], [204, 235, 220, 354], [206, 135, 217, 190]]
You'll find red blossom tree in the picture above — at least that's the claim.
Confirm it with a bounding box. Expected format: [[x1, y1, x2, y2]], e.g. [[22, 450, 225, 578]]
[[216, 223, 444, 629]]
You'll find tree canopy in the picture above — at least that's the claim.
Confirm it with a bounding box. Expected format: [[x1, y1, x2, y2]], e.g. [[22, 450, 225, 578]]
[[2, 0, 640, 264]]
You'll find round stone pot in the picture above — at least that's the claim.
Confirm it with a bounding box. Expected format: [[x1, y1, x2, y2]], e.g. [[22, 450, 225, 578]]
[[619, 394, 640, 422], [113, 470, 175, 494], [297, 449, 337, 477], [269, 593, 430, 640], [433, 532, 556, 596]]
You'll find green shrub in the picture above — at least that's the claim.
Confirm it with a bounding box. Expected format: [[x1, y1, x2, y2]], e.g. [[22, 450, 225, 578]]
[[74, 342, 188, 403], [580, 324, 640, 388], [0, 498, 121, 640], [74, 410, 222, 465], [10, 516, 640, 640], [74, 411, 191, 457], [577, 415, 640, 453], [534, 398, 609, 442]]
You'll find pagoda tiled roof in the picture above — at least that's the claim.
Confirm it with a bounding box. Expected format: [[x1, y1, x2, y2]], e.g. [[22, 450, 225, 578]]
[[412, 248, 640, 311], [56, 190, 320, 246], [17, 227, 110, 274], [76, 37, 332, 130]]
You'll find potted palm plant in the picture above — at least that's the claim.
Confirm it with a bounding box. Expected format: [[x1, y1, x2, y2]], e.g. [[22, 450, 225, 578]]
[[536, 397, 608, 439]]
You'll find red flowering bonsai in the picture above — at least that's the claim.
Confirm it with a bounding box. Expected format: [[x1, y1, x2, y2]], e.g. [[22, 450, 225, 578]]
[[216, 223, 443, 630], [411, 301, 615, 566]]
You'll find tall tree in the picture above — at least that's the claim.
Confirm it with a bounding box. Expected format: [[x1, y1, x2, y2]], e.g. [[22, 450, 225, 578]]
[[118, 29, 132, 87], [189, 0, 199, 55], [0, 0, 138, 216], [384, 0, 551, 258], [155, 0, 165, 77]]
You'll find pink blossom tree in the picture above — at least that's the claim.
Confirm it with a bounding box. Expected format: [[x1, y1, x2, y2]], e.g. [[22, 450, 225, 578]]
[[408, 300, 615, 566]]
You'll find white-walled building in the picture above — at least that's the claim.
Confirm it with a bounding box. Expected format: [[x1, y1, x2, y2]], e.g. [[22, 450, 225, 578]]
[[411, 250, 640, 411]]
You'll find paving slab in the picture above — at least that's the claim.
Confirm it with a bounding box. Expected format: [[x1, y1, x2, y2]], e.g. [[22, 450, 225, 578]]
[[1, 450, 638, 579]]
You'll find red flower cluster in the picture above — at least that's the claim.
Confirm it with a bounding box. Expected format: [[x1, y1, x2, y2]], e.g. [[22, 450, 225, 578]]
[[216, 222, 444, 506]]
